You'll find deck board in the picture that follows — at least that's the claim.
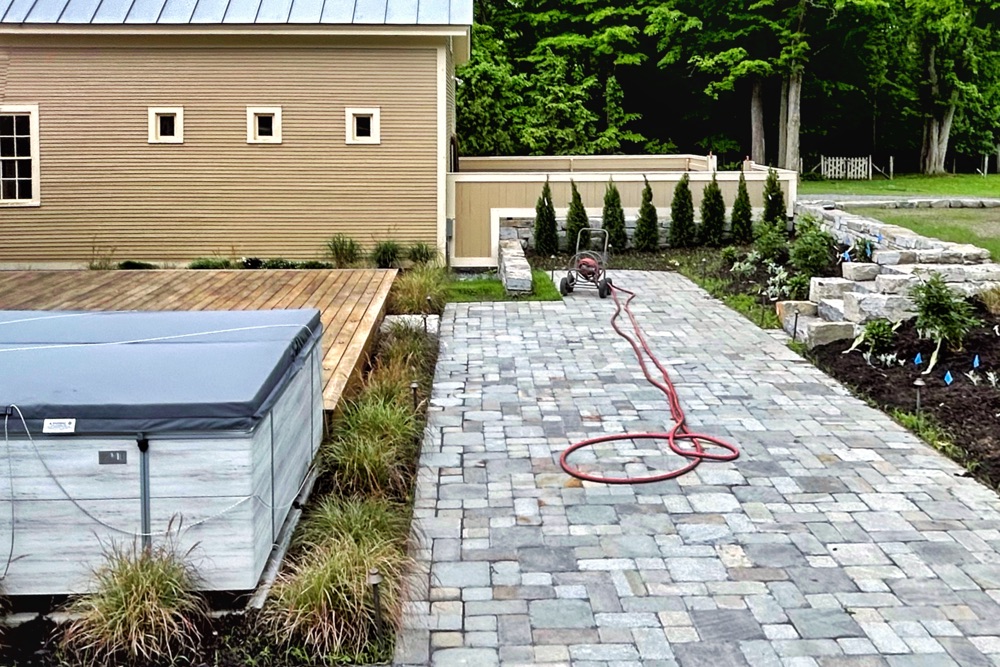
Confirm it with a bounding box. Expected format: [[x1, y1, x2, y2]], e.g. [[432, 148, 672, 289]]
[[0, 269, 395, 411]]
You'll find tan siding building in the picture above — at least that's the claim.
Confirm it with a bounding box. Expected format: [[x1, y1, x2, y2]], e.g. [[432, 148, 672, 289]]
[[0, 3, 471, 265]]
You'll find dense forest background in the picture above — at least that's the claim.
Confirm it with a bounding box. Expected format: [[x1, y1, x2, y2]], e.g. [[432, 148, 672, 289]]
[[456, 0, 1000, 173]]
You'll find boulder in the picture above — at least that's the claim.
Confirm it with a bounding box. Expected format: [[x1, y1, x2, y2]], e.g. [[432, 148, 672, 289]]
[[872, 250, 917, 265], [790, 315, 857, 349], [841, 263, 881, 281], [817, 299, 845, 322], [809, 277, 855, 302], [843, 292, 916, 324], [875, 274, 919, 295]]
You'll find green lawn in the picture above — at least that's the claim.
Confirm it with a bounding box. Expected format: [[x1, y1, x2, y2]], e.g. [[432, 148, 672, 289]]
[[799, 173, 1000, 198], [445, 269, 562, 302], [853, 207, 1000, 261]]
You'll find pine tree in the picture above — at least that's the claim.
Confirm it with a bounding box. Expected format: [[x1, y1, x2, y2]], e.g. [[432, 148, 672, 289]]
[[669, 174, 695, 248], [565, 180, 591, 252], [602, 180, 627, 251], [730, 170, 754, 245], [763, 167, 787, 225], [699, 175, 726, 247], [533, 180, 558, 256], [633, 177, 659, 252]]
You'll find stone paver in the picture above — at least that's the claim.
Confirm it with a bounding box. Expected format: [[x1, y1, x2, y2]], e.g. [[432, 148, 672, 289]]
[[395, 271, 1000, 667]]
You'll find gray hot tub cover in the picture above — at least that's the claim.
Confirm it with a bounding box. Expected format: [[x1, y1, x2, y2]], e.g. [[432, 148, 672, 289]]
[[0, 309, 322, 435]]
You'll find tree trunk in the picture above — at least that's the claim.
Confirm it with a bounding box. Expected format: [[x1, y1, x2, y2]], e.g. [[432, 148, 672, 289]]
[[920, 105, 955, 174], [750, 79, 765, 164], [778, 77, 789, 169], [783, 70, 802, 173]]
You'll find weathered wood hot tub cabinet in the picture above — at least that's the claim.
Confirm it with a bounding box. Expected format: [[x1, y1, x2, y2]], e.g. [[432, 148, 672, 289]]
[[0, 309, 323, 595]]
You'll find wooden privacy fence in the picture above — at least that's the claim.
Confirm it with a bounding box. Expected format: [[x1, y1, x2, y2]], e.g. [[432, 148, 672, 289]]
[[821, 155, 873, 180]]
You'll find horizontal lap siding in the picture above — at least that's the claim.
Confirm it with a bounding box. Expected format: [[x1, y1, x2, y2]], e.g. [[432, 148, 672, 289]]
[[0, 45, 437, 263]]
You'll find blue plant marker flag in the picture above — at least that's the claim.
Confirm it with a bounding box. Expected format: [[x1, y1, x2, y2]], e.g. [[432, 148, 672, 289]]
[[877, 233, 884, 244], [944, 371, 954, 385], [915, 352, 923, 366], [973, 354, 981, 369], [842, 250, 852, 262], [865, 243, 873, 257]]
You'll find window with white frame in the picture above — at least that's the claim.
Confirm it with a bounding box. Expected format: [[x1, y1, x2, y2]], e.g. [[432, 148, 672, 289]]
[[247, 107, 282, 144], [0, 105, 40, 206], [148, 107, 184, 144], [345, 107, 380, 145]]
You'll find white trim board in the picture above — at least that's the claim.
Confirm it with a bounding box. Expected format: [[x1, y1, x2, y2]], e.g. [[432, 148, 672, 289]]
[[436, 45, 448, 262]]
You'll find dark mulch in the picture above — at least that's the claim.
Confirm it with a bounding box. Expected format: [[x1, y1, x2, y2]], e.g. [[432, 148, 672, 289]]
[[811, 307, 1000, 488]]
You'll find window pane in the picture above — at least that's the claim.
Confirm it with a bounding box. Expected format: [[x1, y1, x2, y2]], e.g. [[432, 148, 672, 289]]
[[158, 114, 175, 138], [1, 161, 13, 179], [15, 137, 30, 157], [14, 115, 28, 135], [0, 116, 13, 136], [1, 180, 14, 199], [355, 115, 371, 138], [17, 179, 31, 199], [17, 159, 31, 178], [257, 114, 273, 137], [0, 137, 13, 157]]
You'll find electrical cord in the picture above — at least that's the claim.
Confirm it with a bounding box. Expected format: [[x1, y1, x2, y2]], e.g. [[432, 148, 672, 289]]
[[559, 282, 740, 484]]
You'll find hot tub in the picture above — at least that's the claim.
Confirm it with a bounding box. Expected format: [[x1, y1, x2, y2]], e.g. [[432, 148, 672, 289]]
[[0, 309, 323, 595]]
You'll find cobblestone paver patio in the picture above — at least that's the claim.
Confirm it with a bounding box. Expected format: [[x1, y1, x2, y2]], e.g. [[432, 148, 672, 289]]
[[395, 270, 1000, 667]]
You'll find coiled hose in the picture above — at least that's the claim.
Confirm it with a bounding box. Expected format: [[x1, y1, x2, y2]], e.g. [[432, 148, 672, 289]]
[[559, 282, 740, 484]]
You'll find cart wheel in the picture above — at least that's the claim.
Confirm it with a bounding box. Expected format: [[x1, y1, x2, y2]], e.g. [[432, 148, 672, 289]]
[[598, 278, 610, 299], [560, 277, 571, 296]]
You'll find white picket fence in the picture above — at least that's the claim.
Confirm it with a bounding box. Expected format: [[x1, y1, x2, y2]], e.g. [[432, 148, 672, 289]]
[[820, 155, 873, 180]]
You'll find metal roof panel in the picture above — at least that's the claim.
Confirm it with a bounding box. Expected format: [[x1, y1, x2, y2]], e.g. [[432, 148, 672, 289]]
[[23, 0, 70, 22], [126, 0, 167, 22], [189, 0, 228, 22], [286, 0, 320, 22], [318, 0, 351, 23], [3, 0, 43, 22], [57, 0, 101, 22], [156, 0, 195, 22], [91, 0, 135, 22], [255, 0, 291, 22], [383, 0, 416, 24], [222, 0, 259, 22], [350, 0, 385, 23], [449, 0, 470, 26], [416, 0, 447, 24]]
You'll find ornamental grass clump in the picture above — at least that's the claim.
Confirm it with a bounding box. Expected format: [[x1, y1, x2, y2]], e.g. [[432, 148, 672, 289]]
[[264, 536, 410, 658], [326, 234, 362, 268], [370, 240, 403, 269], [407, 242, 439, 266], [387, 265, 447, 315], [632, 177, 659, 252], [910, 273, 981, 373], [61, 538, 206, 666], [294, 497, 410, 551]]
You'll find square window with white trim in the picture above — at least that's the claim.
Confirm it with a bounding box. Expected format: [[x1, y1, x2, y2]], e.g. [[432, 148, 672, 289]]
[[148, 107, 184, 144], [345, 107, 380, 144], [0, 105, 40, 206], [247, 107, 282, 144]]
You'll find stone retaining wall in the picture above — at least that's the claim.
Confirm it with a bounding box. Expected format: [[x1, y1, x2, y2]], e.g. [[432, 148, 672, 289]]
[[498, 239, 532, 294]]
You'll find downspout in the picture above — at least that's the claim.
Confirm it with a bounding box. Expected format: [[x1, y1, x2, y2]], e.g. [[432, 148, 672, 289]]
[[137, 434, 151, 551]]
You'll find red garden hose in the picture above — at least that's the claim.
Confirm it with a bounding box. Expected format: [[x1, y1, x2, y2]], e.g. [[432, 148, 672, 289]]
[[559, 282, 740, 484]]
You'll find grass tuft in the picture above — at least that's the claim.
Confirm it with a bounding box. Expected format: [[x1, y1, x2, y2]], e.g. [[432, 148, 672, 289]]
[[978, 286, 1000, 315], [293, 497, 410, 551], [388, 265, 448, 315], [321, 432, 414, 499], [445, 269, 561, 302], [264, 537, 410, 658], [61, 538, 206, 665]]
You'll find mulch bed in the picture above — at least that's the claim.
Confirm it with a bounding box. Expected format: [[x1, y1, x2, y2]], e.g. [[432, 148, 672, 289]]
[[811, 306, 1000, 488]]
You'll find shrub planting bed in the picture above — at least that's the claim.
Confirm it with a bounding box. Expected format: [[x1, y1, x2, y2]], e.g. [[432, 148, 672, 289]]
[[809, 305, 1000, 489]]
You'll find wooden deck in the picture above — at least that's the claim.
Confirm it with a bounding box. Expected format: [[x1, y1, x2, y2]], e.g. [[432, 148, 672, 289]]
[[0, 269, 396, 410]]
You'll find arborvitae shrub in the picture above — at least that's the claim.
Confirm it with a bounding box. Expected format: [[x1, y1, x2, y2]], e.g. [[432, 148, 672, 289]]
[[565, 180, 591, 252], [668, 174, 695, 248], [730, 170, 753, 244], [602, 180, 627, 251], [633, 177, 659, 252], [763, 167, 787, 225], [533, 180, 558, 256], [699, 175, 726, 247]]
